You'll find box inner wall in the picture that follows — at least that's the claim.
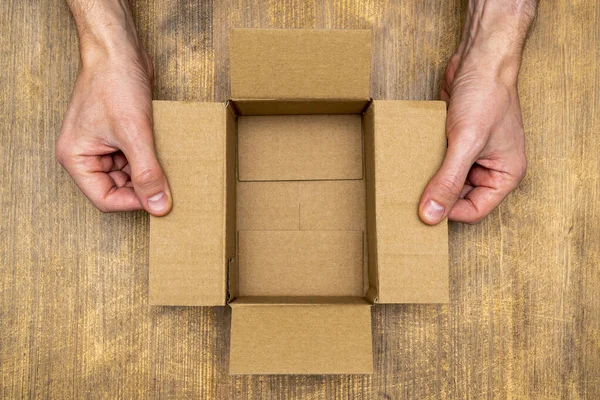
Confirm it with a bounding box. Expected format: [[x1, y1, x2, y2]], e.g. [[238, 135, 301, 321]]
[[236, 114, 368, 297]]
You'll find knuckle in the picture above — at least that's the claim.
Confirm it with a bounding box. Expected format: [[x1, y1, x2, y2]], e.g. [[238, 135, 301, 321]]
[[133, 168, 162, 190], [516, 162, 527, 183], [468, 215, 486, 225], [55, 137, 70, 167], [435, 176, 462, 201], [464, 219, 480, 225], [88, 194, 112, 213], [506, 159, 527, 191], [95, 202, 111, 213], [460, 212, 486, 225]]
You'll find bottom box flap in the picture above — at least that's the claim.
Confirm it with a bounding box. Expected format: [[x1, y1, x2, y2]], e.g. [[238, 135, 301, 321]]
[[229, 303, 373, 375]]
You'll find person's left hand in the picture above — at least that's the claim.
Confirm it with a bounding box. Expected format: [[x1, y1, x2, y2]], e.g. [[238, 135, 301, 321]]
[[56, 1, 172, 216]]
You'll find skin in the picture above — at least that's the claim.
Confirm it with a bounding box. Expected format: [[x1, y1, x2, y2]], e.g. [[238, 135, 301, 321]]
[[419, 0, 537, 224], [58, 0, 171, 215], [58, 0, 537, 223]]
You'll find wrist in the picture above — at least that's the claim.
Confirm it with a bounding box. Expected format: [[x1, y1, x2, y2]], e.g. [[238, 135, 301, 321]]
[[69, 0, 143, 67], [459, 0, 537, 83], [461, 46, 522, 86]]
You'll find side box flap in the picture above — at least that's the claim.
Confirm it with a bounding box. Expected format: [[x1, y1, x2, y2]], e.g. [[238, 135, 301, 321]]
[[229, 29, 371, 100], [229, 303, 373, 375], [367, 100, 449, 303], [149, 101, 235, 306]]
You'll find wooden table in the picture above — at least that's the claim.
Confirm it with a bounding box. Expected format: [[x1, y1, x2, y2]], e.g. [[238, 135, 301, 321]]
[[1, 1, 598, 398]]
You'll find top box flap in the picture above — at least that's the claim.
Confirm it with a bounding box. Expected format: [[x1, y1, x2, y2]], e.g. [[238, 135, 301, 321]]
[[366, 101, 449, 304], [229, 303, 373, 374], [149, 101, 235, 306], [229, 29, 372, 100]]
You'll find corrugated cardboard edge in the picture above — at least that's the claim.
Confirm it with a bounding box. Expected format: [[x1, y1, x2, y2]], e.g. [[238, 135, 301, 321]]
[[225, 102, 238, 301], [363, 103, 379, 303], [230, 296, 371, 305], [230, 99, 370, 115]]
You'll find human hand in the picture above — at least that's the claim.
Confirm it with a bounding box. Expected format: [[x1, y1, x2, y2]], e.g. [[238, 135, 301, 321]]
[[419, 0, 536, 225], [57, 0, 172, 216]]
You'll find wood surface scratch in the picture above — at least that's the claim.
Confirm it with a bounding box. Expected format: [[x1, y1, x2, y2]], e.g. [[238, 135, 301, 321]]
[[1, 0, 599, 399]]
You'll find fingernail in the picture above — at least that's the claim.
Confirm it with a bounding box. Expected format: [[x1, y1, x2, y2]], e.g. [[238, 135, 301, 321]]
[[423, 200, 445, 223], [147, 192, 169, 214]]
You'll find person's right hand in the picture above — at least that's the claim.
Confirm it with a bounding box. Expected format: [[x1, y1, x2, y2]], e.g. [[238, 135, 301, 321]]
[[418, 0, 536, 225], [57, 0, 172, 216]]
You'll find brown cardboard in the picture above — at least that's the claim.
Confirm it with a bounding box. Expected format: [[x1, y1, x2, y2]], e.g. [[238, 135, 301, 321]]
[[231, 99, 369, 116], [298, 180, 365, 231], [238, 230, 364, 297], [231, 296, 371, 305], [236, 179, 369, 300], [225, 105, 238, 300], [150, 101, 233, 306], [230, 29, 371, 100], [229, 303, 373, 374], [363, 104, 379, 301], [237, 182, 300, 231], [149, 29, 449, 375], [237, 115, 363, 181], [365, 101, 448, 303], [237, 180, 365, 231]]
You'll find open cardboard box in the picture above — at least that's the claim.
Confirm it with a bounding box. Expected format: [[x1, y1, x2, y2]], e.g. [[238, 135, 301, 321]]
[[149, 29, 449, 375]]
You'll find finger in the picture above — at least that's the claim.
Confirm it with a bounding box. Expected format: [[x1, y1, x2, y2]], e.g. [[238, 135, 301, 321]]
[[419, 142, 476, 225], [108, 170, 131, 188], [467, 163, 527, 194], [120, 119, 172, 216], [121, 163, 132, 176], [98, 151, 128, 172], [459, 183, 474, 199], [87, 174, 142, 212], [447, 185, 510, 224], [448, 164, 522, 223], [111, 152, 129, 171], [64, 156, 142, 212]]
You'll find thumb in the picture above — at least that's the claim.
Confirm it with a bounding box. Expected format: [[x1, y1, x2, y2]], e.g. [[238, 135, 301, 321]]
[[123, 129, 172, 217], [419, 143, 475, 225]]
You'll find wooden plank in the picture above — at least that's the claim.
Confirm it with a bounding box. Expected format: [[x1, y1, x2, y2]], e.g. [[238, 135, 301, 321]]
[[0, 0, 598, 398]]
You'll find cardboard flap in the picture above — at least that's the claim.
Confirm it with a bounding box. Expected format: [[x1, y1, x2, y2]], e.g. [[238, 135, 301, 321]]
[[366, 101, 449, 303], [231, 100, 370, 115], [230, 296, 370, 305], [230, 29, 371, 100], [149, 101, 235, 306], [229, 303, 373, 374]]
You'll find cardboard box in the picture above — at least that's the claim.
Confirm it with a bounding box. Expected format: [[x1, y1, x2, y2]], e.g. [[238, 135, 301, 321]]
[[149, 29, 448, 375]]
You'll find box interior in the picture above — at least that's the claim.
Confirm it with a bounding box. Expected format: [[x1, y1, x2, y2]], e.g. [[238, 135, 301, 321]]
[[231, 99, 373, 303]]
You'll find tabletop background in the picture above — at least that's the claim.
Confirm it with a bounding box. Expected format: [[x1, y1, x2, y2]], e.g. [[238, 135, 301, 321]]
[[1, 0, 599, 399]]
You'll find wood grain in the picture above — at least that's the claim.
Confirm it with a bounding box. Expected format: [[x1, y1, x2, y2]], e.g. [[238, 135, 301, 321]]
[[1, 0, 599, 398]]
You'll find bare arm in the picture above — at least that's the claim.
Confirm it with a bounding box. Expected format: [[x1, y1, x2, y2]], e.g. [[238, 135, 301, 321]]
[[57, 0, 172, 215], [419, 0, 537, 224]]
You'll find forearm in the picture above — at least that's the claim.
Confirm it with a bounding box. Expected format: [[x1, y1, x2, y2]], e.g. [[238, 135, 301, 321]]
[[459, 0, 538, 81], [66, 0, 140, 63]]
